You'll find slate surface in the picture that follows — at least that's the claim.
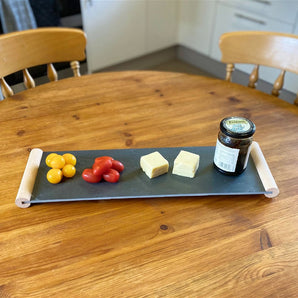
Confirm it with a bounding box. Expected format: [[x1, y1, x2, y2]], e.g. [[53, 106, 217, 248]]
[[30, 146, 266, 204]]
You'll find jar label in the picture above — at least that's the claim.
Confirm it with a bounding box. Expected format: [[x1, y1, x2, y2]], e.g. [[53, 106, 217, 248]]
[[214, 139, 239, 172]]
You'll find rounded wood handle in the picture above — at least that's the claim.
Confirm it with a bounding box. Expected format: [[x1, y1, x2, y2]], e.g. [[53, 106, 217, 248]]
[[15, 148, 43, 208], [250, 142, 279, 198]]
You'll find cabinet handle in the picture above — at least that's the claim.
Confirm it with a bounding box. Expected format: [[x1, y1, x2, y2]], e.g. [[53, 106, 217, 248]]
[[251, 0, 271, 5], [234, 13, 266, 25]]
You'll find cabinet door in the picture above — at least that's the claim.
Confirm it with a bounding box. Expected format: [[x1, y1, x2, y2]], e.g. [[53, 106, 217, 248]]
[[81, 0, 146, 72], [178, 0, 217, 56], [146, 0, 178, 53]]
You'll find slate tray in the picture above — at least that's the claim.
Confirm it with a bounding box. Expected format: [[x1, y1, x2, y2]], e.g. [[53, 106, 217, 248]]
[[30, 146, 267, 204]]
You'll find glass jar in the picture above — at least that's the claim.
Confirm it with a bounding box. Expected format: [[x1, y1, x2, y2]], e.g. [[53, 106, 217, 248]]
[[213, 116, 256, 175]]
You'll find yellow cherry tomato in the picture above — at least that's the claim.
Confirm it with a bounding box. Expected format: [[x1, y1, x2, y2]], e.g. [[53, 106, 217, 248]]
[[46, 153, 58, 167], [50, 155, 65, 169], [47, 169, 63, 184], [63, 153, 77, 166], [62, 164, 76, 178]]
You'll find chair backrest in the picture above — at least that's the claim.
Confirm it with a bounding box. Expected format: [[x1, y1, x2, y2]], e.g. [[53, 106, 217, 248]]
[[219, 31, 298, 105], [0, 27, 87, 99]]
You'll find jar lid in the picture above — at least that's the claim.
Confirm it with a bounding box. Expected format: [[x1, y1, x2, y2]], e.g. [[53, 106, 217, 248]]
[[220, 116, 256, 138]]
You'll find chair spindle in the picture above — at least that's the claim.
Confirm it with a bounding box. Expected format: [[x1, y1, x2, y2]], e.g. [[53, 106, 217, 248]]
[[23, 68, 35, 89], [248, 65, 259, 88], [47, 63, 58, 81], [0, 77, 14, 98], [225, 63, 234, 82], [71, 61, 81, 77], [272, 70, 285, 97]]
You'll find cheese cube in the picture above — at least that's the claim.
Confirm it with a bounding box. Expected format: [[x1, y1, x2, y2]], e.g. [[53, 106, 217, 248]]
[[172, 150, 200, 178], [140, 151, 169, 179]]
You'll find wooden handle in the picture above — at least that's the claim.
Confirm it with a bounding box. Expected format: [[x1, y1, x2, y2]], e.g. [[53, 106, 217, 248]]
[[15, 148, 43, 208], [250, 141, 279, 198]]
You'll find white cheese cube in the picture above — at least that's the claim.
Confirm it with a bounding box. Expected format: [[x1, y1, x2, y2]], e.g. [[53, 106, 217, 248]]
[[140, 151, 169, 179], [172, 150, 200, 178]]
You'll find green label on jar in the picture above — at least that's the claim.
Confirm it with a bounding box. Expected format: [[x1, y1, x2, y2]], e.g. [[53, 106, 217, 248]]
[[224, 118, 251, 133]]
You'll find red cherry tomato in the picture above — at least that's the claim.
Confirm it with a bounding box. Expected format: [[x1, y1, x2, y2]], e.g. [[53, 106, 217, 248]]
[[93, 159, 112, 176], [103, 168, 120, 183], [94, 156, 113, 164], [111, 160, 124, 172], [82, 168, 102, 183]]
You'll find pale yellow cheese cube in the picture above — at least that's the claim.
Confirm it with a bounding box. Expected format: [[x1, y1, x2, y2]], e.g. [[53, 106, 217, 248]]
[[172, 150, 200, 178], [140, 151, 169, 179]]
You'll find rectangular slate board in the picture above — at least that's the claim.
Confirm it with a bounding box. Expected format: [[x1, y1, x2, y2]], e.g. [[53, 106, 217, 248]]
[[30, 147, 266, 204]]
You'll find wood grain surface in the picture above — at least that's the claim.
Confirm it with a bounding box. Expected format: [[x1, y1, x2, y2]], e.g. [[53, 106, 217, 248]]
[[0, 71, 297, 297]]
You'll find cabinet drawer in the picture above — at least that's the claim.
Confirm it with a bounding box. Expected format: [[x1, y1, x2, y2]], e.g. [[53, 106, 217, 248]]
[[219, 0, 298, 24]]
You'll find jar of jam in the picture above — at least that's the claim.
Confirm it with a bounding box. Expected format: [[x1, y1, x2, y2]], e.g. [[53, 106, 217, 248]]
[[213, 116, 256, 175]]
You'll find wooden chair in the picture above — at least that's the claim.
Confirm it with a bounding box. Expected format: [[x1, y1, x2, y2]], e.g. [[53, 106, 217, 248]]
[[0, 27, 87, 99], [219, 31, 298, 105]]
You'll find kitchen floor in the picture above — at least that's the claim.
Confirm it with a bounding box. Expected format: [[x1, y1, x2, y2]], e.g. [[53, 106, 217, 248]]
[[147, 59, 215, 77], [84, 59, 213, 76]]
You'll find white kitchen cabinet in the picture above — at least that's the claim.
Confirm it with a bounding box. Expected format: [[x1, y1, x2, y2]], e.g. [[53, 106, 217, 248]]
[[81, 0, 178, 73], [178, 0, 217, 56], [146, 0, 178, 53], [81, 0, 146, 73]]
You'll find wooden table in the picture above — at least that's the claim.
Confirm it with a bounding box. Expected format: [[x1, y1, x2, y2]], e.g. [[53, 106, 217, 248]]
[[1, 71, 297, 297]]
